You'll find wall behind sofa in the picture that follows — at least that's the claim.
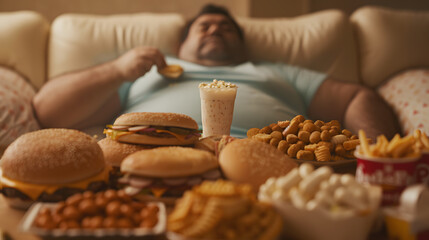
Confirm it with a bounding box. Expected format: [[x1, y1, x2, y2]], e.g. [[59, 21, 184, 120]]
[[2, 0, 429, 21]]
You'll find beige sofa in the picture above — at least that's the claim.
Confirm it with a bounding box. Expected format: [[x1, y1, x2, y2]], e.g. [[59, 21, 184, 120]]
[[0, 6, 428, 150]]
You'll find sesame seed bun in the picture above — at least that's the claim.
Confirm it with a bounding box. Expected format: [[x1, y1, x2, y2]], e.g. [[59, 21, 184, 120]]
[[219, 139, 297, 190], [121, 146, 218, 178], [0, 129, 109, 209], [98, 138, 152, 167], [114, 112, 198, 130], [1, 129, 105, 184]]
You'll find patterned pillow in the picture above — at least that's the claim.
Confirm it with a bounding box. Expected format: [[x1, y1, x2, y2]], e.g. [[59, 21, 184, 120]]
[[378, 69, 429, 135], [0, 67, 40, 147]]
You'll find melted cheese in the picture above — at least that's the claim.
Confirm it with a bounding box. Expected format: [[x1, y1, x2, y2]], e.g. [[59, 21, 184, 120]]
[[104, 129, 133, 140], [155, 129, 187, 142], [0, 167, 110, 200], [150, 187, 167, 198]]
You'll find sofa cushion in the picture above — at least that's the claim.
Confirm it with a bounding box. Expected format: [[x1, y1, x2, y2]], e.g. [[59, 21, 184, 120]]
[[0, 66, 40, 148], [48, 13, 186, 78], [49, 10, 359, 84], [351, 6, 429, 88], [378, 69, 429, 135], [239, 9, 359, 83], [0, 11, 49, 90]]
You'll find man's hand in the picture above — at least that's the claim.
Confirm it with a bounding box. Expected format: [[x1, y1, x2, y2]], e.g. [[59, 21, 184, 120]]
[[114, 46, 167, 82]]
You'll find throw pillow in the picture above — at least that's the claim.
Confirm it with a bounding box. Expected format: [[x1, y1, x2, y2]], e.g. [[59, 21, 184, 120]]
[[0, 66, 40, 148], [378, 69, 429, 135]]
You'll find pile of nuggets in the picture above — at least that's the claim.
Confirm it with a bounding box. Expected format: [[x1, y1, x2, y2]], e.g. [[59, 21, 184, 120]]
[[247, 115, 361, 162]]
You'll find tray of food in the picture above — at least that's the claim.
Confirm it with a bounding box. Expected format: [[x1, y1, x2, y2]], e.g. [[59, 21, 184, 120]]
[[18, 190, 166, 238], [247, 115, 360, 169]]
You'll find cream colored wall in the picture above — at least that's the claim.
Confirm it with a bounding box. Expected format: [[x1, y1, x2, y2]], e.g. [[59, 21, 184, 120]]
[[0, 0, 250, 21], [1, 0, 428, 21]]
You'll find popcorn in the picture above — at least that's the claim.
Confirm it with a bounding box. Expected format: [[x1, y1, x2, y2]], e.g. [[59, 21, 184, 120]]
[[198, 79, 237, 88], [259, 164, 382, 214]]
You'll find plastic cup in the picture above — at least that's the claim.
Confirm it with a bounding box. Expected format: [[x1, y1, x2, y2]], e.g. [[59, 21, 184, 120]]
[[355, 149, 419, 206], [416, 150, 429, 185], [199, 81, 237, 137]]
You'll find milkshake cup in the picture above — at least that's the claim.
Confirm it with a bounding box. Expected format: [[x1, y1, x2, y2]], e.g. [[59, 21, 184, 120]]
[[199, 79, 237, 137]]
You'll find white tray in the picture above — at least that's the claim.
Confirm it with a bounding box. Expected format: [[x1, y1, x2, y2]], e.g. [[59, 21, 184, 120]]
[[19, 201, 166, 238]]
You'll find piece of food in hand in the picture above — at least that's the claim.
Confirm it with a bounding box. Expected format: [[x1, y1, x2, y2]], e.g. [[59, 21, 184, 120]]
[[0, 129, 109, 210], [168, 180, 283, 240], [219, 139, 297, 191], [119, 146, 221, 205], [159, 64, 183, 79], [104, 112, 201, 146]]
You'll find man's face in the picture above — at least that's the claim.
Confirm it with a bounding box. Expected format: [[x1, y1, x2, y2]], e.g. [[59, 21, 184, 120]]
[[178, 14, 247, 66]]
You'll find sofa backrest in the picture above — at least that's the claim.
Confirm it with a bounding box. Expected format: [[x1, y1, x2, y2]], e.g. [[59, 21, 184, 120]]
[[48, 10, 360, 84], [48, 13, 186, 78], [239, 9, 359, 83], [0, 11, 49, 90], [351, 6, 429, 88]]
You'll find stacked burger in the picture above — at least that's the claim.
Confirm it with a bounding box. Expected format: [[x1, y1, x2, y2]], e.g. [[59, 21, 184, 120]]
[[102, 112, 223, 204]]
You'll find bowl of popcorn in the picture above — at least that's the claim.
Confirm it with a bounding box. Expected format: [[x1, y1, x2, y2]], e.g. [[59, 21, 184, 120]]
[[258, 163, 382, 240]]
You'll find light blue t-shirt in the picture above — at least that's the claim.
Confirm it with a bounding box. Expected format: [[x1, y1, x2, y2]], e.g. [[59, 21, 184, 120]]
[[120, 57, 326, 138]]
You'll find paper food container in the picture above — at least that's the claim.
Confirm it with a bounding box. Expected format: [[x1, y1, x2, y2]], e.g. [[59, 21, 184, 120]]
[[354, 148, 419, 206], [267, 198, 379, 240], [383, 184, 429, 240]]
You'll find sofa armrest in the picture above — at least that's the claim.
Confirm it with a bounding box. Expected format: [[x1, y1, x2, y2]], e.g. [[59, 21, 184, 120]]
[[0, 11, 49, 90], [351, 6, 429, 88]]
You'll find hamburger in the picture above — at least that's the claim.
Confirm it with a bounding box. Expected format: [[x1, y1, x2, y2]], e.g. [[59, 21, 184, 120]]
[[119, 146, 221, 204], [219, 139, 297, 191], [103, 112, 201, 146], [98, 138, 152, 187], [0, 129, 109, 209]]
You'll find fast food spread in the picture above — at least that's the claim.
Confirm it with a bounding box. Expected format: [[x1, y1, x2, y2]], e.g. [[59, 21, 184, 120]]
[[1, 79, 428, 240]]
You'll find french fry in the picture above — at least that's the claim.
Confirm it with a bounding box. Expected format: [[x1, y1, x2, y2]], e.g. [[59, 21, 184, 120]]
[[421, 131, 429, 149], [386, 133, 401, 156], [391, 135, 414, 158], [358, 130, 371, 156]]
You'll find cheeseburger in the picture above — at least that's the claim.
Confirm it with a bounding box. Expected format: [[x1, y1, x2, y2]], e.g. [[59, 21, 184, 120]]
[[0, 129, 109, 209], [104, 112, 201, 146], [119, 146, 221, 204], [98, 138, 152, 188]]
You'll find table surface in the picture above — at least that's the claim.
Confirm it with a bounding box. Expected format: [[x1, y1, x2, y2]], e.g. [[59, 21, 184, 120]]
[[0, 194, 389, 240]]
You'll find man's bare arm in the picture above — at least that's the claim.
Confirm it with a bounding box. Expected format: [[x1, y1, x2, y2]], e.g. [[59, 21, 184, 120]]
[[33, 46, 167, 129], [308, 78, 401, 140]]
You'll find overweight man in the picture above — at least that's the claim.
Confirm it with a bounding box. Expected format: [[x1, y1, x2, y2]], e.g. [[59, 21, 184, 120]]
[[33, 4, 401, 139]]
